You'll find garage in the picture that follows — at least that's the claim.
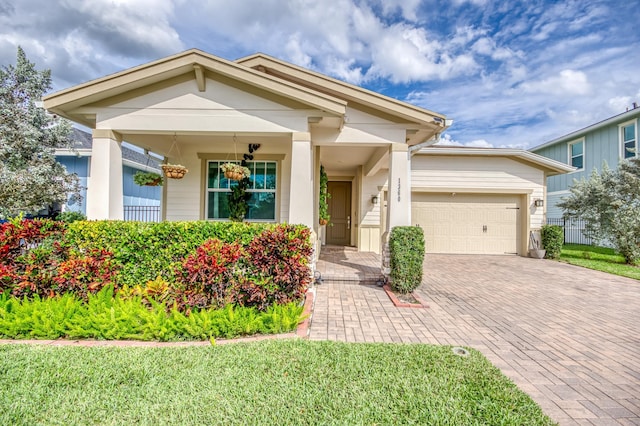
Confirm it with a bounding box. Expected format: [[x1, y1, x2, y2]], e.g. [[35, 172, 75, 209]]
[[411, 193, 521, 255]]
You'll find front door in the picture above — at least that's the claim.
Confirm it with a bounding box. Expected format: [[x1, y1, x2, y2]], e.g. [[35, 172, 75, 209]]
[[326, 181, 351, 246]]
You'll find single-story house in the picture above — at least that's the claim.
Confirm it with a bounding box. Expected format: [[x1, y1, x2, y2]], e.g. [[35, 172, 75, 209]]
[[43, 49, 572, 256], [55, 128, 162, 220]]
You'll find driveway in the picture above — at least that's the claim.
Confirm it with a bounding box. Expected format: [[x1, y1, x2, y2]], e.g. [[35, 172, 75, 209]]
[[309, 254, 640, 425]]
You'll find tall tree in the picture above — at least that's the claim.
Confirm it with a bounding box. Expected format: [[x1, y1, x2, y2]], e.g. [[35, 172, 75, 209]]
[[559, 158, 640, 264], [0, 47, 80, 218]]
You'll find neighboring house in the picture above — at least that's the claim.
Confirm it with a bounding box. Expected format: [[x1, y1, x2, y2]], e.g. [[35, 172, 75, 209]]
[[530, 106, 640, 219], [56, 128, 162, 220], [43, 49, 572, 256]]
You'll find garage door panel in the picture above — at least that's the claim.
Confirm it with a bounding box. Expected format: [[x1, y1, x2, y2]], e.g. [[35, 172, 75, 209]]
[[411, 193, 520, 255]]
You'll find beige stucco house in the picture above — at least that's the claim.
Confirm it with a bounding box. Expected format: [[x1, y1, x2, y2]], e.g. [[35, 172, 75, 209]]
[[43, 49, 572, 256]]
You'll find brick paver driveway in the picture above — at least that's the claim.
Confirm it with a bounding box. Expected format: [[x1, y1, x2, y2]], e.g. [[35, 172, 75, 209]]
[[310, 254, 640, 425]]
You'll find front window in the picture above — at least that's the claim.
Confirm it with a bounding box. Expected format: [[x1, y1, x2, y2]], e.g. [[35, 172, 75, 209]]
[[568, 140, 584, 169], [206, 160, 277, 221], [622, 123, 636, 159]]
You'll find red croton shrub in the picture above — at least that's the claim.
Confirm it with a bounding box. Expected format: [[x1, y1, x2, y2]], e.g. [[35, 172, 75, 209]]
[[174, 225, 313, 311], [52, 248, 119, 300], [0, 219, 119, 299], [176, 239, 244, 309], [245, 225, 313, 306]]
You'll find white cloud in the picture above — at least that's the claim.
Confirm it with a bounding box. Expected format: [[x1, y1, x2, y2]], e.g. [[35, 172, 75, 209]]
[[608, 96, 632, 113], [465, 139, 493, 148], [519, 69, 591, 96], [365, 24, 479, 83]]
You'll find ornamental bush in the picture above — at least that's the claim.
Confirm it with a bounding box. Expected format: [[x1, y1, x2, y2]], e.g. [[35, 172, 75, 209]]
[[389, 226, 425, 294], [64, 220, 270, 286], [541, 225, 563, 260], [0, 219, 312, 312]]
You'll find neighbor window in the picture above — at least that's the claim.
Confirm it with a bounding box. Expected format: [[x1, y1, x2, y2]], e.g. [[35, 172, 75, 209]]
[[568, 140, 584, 169], [206, 160, 277, 221], [621, 122, 637, 159]]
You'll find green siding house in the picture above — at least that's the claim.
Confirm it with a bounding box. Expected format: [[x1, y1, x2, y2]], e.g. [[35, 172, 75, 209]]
[[530, 106, 640, 219]]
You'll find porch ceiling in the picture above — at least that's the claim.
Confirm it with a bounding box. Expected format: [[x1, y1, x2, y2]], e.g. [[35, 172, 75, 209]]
[[320, 146, 382, 174]]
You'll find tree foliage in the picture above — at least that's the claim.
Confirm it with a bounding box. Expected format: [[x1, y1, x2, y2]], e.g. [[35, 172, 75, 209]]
[[559, 158, 640, 264], [0, 47, 80, 218]]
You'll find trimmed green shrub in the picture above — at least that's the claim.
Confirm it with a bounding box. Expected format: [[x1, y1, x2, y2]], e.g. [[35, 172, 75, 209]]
[[541, 225, 563, 260], [63, 220, 271, 286], [389, 226, 425, 294], [55, 211, 86, 223]]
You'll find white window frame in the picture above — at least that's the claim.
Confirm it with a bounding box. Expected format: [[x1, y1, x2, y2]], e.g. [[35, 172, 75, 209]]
[[619, 119, 638, 160], [567, 138, 585, 171], [205, 160, 278, 222]]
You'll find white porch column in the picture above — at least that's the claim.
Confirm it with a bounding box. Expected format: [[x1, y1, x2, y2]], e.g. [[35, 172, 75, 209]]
[[386, 143, 411, 230], [288, 132, 314, 228], [86, 129, 124, 220]]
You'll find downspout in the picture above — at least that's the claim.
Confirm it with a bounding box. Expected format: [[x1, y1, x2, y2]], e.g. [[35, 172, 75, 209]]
[[409, 135, 440, 156], [408, 119, 453, 156]]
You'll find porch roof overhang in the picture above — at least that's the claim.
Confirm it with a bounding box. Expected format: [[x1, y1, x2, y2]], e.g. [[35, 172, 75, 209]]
[[236, 53, 450, 145], [416, 146, 575, 176], [43, 49, 347, 128]]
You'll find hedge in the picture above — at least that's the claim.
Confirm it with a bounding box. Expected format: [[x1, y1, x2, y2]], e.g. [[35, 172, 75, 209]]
[[389, 226, 425, 294], [0, 219, 312, 312], [541, 225, 563, 260]]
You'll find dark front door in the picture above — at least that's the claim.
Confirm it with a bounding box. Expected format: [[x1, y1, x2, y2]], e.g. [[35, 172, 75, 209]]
[[326, 181, 351, 246]]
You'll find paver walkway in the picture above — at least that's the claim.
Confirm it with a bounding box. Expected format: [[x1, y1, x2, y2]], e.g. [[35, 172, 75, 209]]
[[310, 252, 640, 426]]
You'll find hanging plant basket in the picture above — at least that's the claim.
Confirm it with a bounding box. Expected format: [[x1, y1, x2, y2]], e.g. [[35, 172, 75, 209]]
[[221, 163, 251, 181], [133, 171, 163, 187], [161, 164, 188, 179]]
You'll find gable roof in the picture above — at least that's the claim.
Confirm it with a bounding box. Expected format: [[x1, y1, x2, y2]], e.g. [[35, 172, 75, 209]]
[[417, 145, 575, 176], [43, 49, 347, 128], [530, 107, 640, 152], [236, 53, 448, 144]]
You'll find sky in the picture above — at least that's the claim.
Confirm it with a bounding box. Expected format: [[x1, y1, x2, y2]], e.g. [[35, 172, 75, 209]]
[[1, 0, 639, 149]]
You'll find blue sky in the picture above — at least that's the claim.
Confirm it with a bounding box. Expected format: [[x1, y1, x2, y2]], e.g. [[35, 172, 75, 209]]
[[1, 0, 639, 148]]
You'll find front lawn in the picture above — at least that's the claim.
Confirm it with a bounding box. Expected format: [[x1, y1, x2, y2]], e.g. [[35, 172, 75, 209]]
[[560, 244, 640, 280], [0, 340, 554, 425]]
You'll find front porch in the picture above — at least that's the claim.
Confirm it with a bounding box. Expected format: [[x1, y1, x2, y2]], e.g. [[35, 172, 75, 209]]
[[315, 246, 382, 284]]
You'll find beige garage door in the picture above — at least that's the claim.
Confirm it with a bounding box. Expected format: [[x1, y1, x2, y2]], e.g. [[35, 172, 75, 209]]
[[411, 193, 520, 255]]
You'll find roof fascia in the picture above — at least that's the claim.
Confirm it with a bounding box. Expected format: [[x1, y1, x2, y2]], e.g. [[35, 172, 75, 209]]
[[416, 147, 575, 175], [236, 53, 446, 127], [44, 49, 346, 117], [530, 108, 640, 151]]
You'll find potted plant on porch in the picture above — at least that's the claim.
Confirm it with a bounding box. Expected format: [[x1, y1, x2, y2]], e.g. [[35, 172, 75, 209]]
[[221, 162, 251, 181], [133, 171, 163, 186], [319, 165, 331, 225], [161, 164, 188, 179]]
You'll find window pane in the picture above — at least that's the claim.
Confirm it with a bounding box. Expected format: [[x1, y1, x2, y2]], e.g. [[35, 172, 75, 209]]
[[207, 192, 230, 219], [624, 125, 635, 142], [266, 162, 277, 190], [246, 192, 275, 220], [624, 141, 636, 159], [571, 142, 583, 156], [254, 162, 266, 189], [572, 155, 583, 169], [208, 162, 220, 189]]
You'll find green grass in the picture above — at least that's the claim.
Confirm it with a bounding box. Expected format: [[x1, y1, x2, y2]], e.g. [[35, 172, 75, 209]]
[[0, 340, 554, 425], [560, 244, 640, 280]]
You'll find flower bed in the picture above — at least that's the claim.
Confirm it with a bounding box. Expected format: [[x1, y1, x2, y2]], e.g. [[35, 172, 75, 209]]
[[0, 219, 312, 319]]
